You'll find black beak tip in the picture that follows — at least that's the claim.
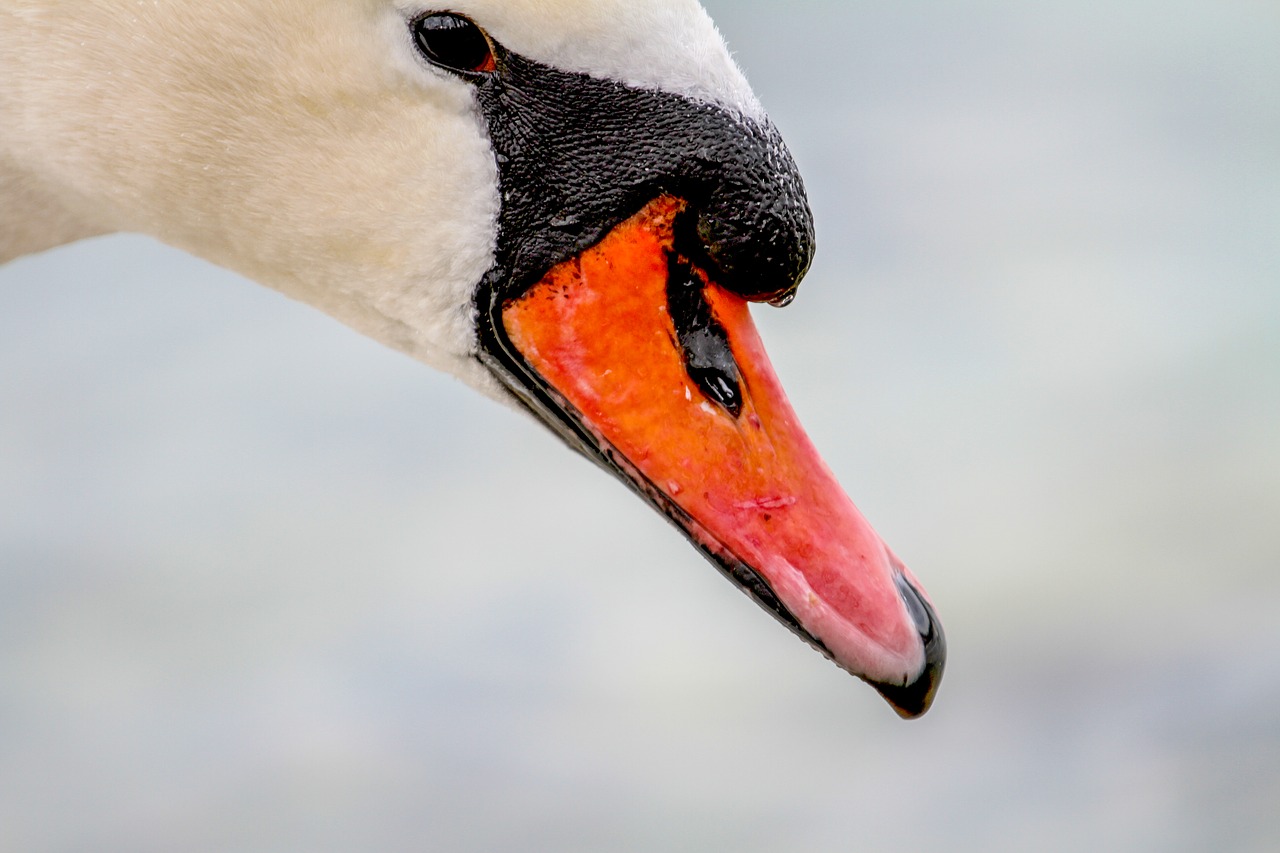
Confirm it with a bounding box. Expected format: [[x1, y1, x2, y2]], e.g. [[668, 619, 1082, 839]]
[[873, 575, 947, 719], [871, 651, 945, 720]]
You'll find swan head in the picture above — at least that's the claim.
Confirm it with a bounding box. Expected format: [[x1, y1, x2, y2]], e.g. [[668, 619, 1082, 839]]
[[27, 0, 943, 716]]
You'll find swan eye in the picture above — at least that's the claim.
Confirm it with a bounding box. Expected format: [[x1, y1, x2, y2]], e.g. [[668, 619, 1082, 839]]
[[411, 12, 496, 75]]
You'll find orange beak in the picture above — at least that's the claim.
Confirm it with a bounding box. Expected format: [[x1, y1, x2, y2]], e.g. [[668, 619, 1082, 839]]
[[499, 197, 943, 717]]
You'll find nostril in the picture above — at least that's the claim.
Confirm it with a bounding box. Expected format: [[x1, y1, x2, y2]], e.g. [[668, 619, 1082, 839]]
[[665, 250, 743, 417]]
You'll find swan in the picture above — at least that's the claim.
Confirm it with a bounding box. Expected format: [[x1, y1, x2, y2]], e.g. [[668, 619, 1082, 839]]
[[0, 0, 944, 716]]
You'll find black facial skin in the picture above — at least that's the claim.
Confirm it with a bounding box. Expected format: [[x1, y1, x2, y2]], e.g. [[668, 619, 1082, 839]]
[[470, 49, 815, 306], [427, 31, 944, 713]]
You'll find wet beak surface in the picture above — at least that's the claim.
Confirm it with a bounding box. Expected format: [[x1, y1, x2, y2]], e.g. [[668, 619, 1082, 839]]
[[501, 197, 944, 716]]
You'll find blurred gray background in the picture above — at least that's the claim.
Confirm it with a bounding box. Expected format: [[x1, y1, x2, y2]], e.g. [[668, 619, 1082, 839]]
[[2, 1, 1278, 850]]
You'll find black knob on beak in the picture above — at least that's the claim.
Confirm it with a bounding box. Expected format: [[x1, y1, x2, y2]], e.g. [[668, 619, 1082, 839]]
[[684, 122, 816, 306]]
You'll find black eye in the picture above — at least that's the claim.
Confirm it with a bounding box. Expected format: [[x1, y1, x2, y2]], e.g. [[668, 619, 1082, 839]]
[[411, 13, 496, 75]]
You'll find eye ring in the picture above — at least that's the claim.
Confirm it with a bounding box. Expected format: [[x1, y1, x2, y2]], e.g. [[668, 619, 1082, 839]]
[[410, 12, 497, 76]]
